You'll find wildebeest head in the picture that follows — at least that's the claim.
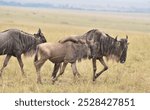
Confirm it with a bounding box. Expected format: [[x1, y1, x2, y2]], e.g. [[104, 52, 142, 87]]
[[34, 28, 47, 43], [115, 36, 129, 63]]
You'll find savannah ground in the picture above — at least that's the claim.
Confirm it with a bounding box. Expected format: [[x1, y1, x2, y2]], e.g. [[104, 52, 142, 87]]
[[0, 6, 150, 92]]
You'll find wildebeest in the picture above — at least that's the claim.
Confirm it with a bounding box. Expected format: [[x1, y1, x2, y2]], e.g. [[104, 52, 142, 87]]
[[58, 29, 129, 81], [34, 36, 92, 84], [0, 28, 46, 77]]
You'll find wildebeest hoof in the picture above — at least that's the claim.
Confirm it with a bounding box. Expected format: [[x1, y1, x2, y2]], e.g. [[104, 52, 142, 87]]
[[93, 77, 96, 81], [51, 78, 57, 85], [51, 77, 57, 81]]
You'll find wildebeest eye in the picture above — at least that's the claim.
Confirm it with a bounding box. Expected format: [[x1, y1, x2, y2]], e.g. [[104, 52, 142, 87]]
[[34, 34, 38, 37], [34, 33, 42, 39]]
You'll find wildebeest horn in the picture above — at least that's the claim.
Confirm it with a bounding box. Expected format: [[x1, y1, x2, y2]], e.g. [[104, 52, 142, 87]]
[[126, 35, 128, 40], [115, 36, 118, 41], [38, 28, 41, 34]]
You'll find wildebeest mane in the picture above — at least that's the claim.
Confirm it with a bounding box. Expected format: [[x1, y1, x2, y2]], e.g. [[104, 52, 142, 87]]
[[1, 29, 10, 33], [81, 29, 100, 41], [18, 30, 37, 56], [99, 34, 119, 61]]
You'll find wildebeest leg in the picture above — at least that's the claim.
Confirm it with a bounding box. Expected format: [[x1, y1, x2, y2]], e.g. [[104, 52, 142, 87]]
[[51, 63, 61, 80], [92, 58, 97, 81], [95, 58, 108, 80], [58, 62, 68, 76], [0, 55, 11, 77], [71, 62, 80, 77], [52, 62, 68, 82], [17, 55, 25, 77], [34, 58, 47, 84]]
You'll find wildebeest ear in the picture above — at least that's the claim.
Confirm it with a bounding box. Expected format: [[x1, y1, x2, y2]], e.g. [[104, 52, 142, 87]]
[[38, 28, 41, 34], [115, 36, 118, 41], [126, 35, 128, 40]]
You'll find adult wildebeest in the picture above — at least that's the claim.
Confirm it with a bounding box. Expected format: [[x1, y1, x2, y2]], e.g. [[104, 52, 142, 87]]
[[0, 28, 46, 77], [34, 37, 92, 84], [58, 29, 129, 81]]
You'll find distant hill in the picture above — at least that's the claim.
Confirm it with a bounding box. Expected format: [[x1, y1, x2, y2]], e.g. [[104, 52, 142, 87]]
[[0, 0, 150, 13]]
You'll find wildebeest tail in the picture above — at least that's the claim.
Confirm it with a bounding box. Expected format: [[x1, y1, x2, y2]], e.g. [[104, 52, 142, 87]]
[[34, 46, 39, 62]]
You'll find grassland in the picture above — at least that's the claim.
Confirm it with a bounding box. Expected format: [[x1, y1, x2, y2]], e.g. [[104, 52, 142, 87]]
[[0, 6, 150, 92]]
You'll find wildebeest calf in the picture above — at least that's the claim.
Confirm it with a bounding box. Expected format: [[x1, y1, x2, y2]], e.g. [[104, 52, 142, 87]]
[[34, 37, 93, 84]]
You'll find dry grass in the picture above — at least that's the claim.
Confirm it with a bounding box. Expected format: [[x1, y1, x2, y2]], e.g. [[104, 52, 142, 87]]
[[0, 6, 150, 93]]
